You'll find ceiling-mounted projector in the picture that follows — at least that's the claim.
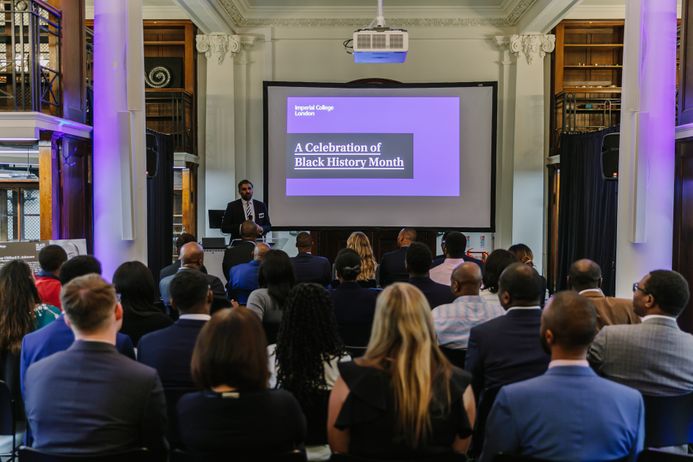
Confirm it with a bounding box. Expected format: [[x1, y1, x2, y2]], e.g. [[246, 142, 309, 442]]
[[350, 0, 408, 63]]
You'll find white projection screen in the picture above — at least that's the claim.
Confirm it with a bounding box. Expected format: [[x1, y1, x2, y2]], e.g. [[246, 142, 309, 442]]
[[264, 81, 497, 231]]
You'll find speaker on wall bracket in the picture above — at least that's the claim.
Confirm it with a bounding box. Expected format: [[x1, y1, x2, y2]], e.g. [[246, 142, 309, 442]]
[[601, 132, 619, 181]]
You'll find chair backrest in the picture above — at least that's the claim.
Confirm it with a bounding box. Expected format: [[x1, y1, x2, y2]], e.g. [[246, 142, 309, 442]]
[[439, 347, 467, 369], [345, 346, 367, 358], [638, 448, 693, 462], [301, 390, 330, 445], [170, 448, 307, 462], [18, 447, 153, 462], [469, 385, 502, 458], [0, 380, 15, 436], [493, 454, 627, 462], [330, 453, 467, 462], [164, 387, 195, 449], [642, 392, 693, 447]]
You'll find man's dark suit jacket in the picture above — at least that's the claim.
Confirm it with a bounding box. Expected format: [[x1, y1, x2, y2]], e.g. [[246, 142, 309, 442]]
[[222, 240, 256, 279], [160, 268, 230, 314], [465, 308, 550, 397], [379, 247, 410, 288], [330, 282, 381, 347], [138, 318, 207, 390], [220, 199, 271, 239], [20, 315, 135, 396], [408, 276, 455, 309], [159, 260, 207, 281], [24, 340, 166, 455], [291, 252, 331, 286]]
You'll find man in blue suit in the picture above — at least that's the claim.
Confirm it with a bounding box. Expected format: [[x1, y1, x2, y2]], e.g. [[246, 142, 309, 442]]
[[139, 269, 213, 390], [20, 255, 135, 396], [228, 243, 269, 304], [290, 232, 331, 286], [480, 291, 644, 462]]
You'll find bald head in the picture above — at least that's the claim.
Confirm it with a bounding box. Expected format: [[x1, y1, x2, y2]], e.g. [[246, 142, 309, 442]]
[[568, 259, 602, 292], [398, 228, 416, 247], [498, 262, 543, 308], [180, 242, 204, 268], [254, 242, 270, 261], [451, 262, 482, 297], [240, 220, 259, 240], [541, 291, 597, 358]]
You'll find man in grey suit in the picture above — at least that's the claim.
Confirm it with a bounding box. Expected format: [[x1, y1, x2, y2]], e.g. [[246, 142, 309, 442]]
[[24, 274, 167, 455], [588, 269, 693, 396]]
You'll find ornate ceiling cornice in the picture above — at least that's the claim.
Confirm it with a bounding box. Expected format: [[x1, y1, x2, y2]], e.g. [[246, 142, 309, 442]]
[[217, 0, 538, 28]]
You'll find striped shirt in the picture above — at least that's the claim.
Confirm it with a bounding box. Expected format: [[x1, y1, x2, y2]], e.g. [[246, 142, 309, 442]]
[[432, 295, 506, 349]]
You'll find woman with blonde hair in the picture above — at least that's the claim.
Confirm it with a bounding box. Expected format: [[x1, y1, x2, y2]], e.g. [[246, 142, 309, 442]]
[[327, 283, 475, 459], [345, 232, 377, 287]]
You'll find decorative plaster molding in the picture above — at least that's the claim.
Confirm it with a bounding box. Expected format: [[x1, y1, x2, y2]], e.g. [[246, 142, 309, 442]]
[[218, 0, 537, 28], [509, 33, 555, 64], [196, 33, 241, 64]]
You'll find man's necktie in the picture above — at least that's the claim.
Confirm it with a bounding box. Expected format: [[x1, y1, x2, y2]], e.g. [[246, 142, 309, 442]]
[[245, 202, 253, 221]]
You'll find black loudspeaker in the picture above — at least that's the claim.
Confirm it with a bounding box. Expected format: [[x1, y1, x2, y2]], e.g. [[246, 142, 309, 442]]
[[601, 133, 619, 180], [146, 132, 159, 178], [144, 57, 183, 89]]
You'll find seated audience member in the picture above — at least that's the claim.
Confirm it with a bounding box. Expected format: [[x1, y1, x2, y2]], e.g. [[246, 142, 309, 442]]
[[431, 232, 478, 286], [20, 256, 135, 394], [24, 274, 167, 455], [406, 241, 455, 309], [160, 242, 229, 314], [228, 242, 269, 304], [345, 232, 377, 288], [34, 245, 68, 310], [432, 231, 483, 269], [159, 233, 205, 281], [272, 283, 350, 460], [139, 270, 212, 390], [479, 249, 518, 308], [246, 249, 295, 344], [379, 228, 416, 287], [330, 249, 380, 349], [588, 269, 693, 396], [328, 283, 476, 459], [568, 259, 640, 329], [222, 220, 257, 279], [291, 232, 331, 287], [465, 263, 550, 397], [114, 261, 172, 346], [433, 262, 505, 351], [508, 243, 547, 306], [480, 292, 644, 462], [177, 307, 306, 455]]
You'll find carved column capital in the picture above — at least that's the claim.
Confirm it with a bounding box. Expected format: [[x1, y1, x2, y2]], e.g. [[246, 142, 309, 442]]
[[508, 34, 555, 65], [196, 33, 241, 64]]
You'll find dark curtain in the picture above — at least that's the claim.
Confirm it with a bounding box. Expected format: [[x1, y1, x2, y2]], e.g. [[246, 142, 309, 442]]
[[146, 129, 174, 291], [557, 127, 619, 295]]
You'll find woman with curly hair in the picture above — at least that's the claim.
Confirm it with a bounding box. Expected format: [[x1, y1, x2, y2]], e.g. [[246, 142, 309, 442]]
[[272, 283, 350, 460], [346, 231, 377, 287], [247, 249, 296, 344], [327, 282, 475, 459]]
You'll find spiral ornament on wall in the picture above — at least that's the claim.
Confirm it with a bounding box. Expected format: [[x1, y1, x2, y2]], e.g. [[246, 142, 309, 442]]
[[145, 66, 172, 88]]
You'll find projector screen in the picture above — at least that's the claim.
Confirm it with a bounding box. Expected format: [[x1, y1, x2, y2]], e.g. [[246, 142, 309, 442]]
[[264, 82, 496, 231]]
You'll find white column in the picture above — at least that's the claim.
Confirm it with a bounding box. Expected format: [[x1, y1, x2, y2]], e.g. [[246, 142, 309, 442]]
[[615, 0, 678, 295], [501, 34, 555, 273], [196, 33, 240, 237], [93, 0, 148, 278]]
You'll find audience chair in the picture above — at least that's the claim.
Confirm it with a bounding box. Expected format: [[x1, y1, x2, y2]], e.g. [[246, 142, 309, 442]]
[[170, 448, 307, 462], [439, 347, 467, 369], [638, 448, 693, 462], [642, 392, 693, 448], [302, 390, 330, 445], [494, 455, 628, 462], [0, 380, 20, 461], [18, 447, 153, 462], [344, 346, 367, 358], [330, 454, 467, 462], [164, 387, 195, 449], [469, 385, 502, 458]]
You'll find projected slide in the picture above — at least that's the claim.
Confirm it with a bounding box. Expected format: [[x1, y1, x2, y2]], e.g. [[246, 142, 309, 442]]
[[285, 97, 460, 196]]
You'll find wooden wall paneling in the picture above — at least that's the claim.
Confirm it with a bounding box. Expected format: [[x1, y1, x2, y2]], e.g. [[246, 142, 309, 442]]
[[554, 23, 565, 95], [38, 139, 58, 239], [674, 138, 693, 333], [57, 136, 93, 247], [679, 0, 693, 125]]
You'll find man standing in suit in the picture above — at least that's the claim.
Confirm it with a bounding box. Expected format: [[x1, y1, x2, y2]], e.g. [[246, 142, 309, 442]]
[[160, 242, 230, 313], [588, 269, 693, 396], [433, 262, 504, 350], [481, 292, 643, 462], [406, 241, 454, 309], [290, 231, 331, 286], [24, 274, 167, 455], [222, 220, 258, 278], [220, 179, 271, 239], [379, 228, 416, 287], [568, 259, 640, 329], [465, 263, 550, 397], [140, 270, 212, 390]]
